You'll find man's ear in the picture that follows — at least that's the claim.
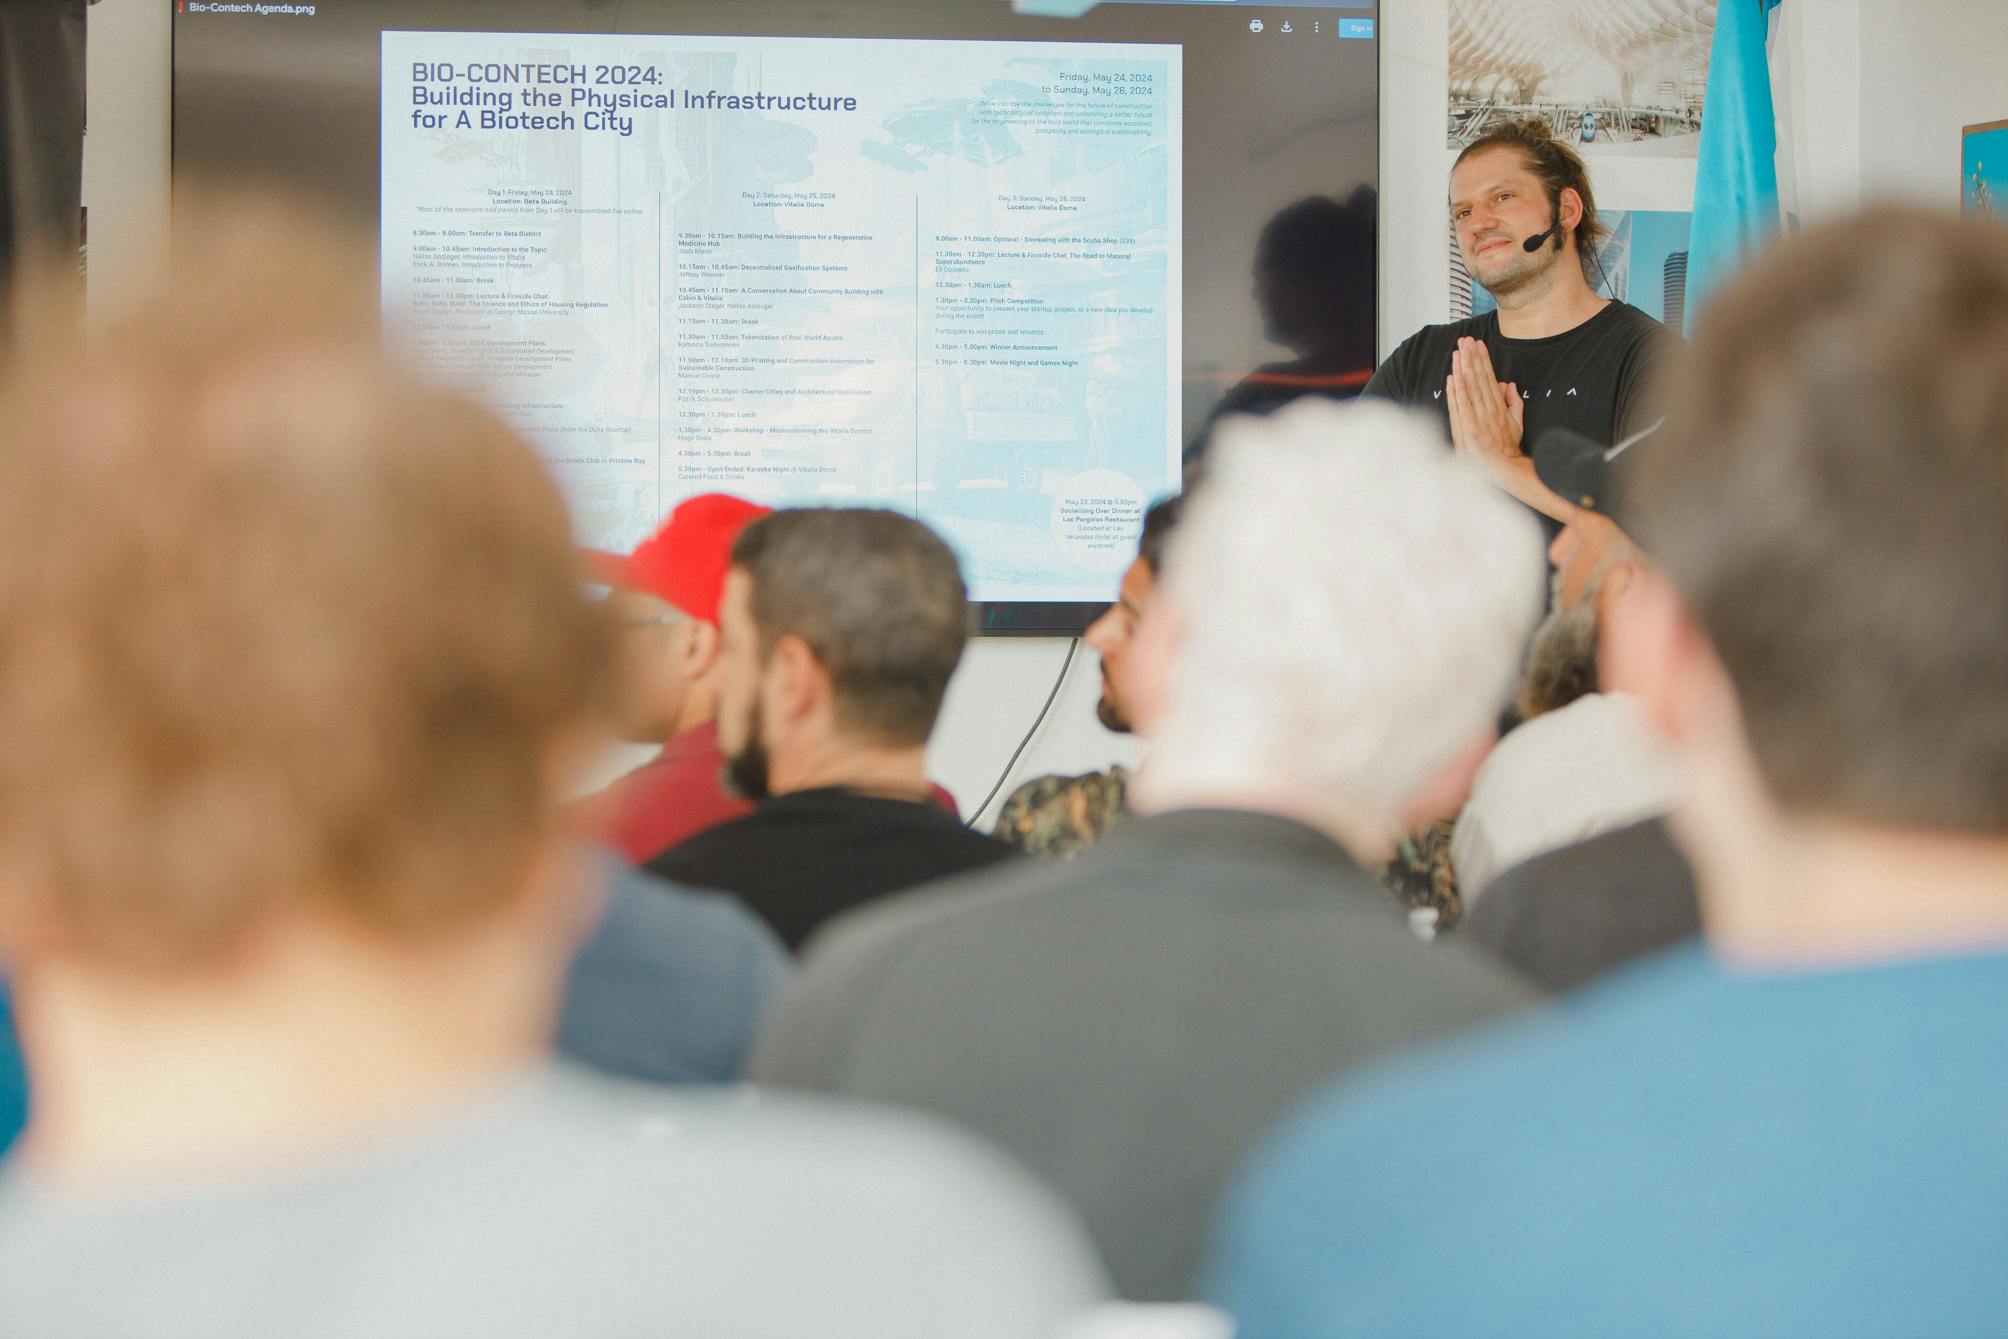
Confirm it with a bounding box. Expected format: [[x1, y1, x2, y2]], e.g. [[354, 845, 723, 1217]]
[[767, 633, 829, 727], [1560, 186, 1585, 235], [1600, 566, 1714, 750], [683, 619, 721, 679], [1593, 558, 1641, 632]]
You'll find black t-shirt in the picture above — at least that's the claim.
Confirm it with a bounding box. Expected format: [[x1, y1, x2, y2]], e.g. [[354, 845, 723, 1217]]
[[645, 787, 1017, 951], [1460, 817, 1700, 995], [1363, 301, 1673, 456]]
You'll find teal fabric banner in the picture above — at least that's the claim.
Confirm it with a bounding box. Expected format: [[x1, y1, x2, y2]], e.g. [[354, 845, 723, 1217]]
[[1685, 0, 1783, 336]]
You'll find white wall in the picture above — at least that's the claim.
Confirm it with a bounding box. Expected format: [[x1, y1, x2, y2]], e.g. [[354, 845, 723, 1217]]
[[1377, 0, 1451, 353], [1772, 0, 1862, 223], [1855, 0, 2008, 208], [931, 637, 1140, 826]]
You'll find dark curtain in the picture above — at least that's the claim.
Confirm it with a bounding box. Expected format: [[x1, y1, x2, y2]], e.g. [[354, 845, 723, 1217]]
[[0, 0, 87, 309]]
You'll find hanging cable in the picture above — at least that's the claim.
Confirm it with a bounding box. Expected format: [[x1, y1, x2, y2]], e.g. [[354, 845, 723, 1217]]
[[965, 638, 1079, 830]]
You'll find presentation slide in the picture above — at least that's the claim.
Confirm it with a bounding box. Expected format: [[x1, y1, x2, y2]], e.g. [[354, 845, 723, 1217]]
[[381, 31, 1182, 605]]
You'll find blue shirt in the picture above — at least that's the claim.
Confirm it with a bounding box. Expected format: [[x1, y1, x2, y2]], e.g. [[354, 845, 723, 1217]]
[[1209, 942, 2008, 1338], [0, 986, 26, 1157], [557, 856, 788, 1085]]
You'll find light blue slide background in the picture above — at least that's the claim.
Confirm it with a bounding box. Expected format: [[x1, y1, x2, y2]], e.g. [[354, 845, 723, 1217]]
[[382, 32, 1182, 603]]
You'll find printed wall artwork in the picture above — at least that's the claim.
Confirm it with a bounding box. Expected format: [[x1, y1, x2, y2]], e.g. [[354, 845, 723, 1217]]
[[1449, 0, 1715, 158], [1964, 119, 2008, 220]]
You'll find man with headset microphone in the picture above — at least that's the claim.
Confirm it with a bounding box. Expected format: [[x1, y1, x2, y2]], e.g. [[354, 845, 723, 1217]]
[[1365, 117, 1674, 527]]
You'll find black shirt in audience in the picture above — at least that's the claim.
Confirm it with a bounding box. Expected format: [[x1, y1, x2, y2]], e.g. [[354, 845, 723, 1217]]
[[1460, 817, 1700, 994], [645, 787, 1017, 951]]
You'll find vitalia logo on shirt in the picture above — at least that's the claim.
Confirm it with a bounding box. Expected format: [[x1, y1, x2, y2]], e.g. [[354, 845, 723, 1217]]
[[1430, 385, 1581, 402]]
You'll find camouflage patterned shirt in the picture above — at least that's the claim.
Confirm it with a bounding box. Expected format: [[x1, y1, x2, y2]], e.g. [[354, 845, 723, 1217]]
[[1380, 818, 1463, 930], [992, 766, 1133, 860]]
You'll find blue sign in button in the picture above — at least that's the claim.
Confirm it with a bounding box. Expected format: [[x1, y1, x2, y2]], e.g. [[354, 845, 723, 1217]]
[[1338, 17, 1375, 38]]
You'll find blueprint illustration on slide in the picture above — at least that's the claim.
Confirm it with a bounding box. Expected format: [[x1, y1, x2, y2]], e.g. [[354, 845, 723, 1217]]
[[381, 31, 1182, 603]]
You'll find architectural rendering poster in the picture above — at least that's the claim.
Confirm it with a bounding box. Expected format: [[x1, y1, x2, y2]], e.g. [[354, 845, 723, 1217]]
[[1448, 0, 1715, 157]]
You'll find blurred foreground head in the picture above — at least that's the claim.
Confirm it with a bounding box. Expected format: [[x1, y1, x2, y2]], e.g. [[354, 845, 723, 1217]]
[[1621, 207, 2008, 841], [1134, 398, 1545, 849], [0, 197, 610, 974]]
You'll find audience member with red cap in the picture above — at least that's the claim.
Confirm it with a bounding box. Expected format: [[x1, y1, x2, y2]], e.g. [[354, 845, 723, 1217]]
[[587, 492, 765, 628], [576, 493, 772, 863]]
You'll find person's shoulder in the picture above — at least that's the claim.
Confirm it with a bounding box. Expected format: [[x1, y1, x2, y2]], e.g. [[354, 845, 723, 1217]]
[[598, 859, 787, 966], [0, 1068, 1108, 1336], [1597, 299, 1679, 351], [1601, 298, 1667, 331], [1212, 947, 1717, 1278], [1479, 692, 1617, 772], [1501, 813, 1686, 887], [891, 796, 1020, 866], [643, 806, 777, 877], [664, 1085, 1038, 1195], [401, 1067, 1060, 1226], [993, 765, 1132, 858], [770, 788, 999, 844], [1462, 819, 1699, 991], [1237, 943, 1712, 1178], [549, 1067, 992, 1179], [799, 841, 1087, 969], [548, 1073, 1111, 1305], [1463, 818, 1648, 928]]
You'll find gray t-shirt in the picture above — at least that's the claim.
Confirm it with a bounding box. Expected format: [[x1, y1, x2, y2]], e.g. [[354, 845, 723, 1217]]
[[0, 1065, 1107, 1339]]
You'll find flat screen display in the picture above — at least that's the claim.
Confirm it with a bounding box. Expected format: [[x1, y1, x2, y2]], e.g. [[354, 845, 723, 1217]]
[[173, 0, 1377, 632]]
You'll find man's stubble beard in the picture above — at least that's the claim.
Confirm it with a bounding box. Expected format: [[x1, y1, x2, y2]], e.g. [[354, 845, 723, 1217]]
[[1095, 679, 1132, 735], [1472, 236, 1559, 302], [722, 699, 772, 801]]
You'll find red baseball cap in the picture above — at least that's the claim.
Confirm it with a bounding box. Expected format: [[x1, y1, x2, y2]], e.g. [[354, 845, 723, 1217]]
[[585, 493, 772, 625]]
